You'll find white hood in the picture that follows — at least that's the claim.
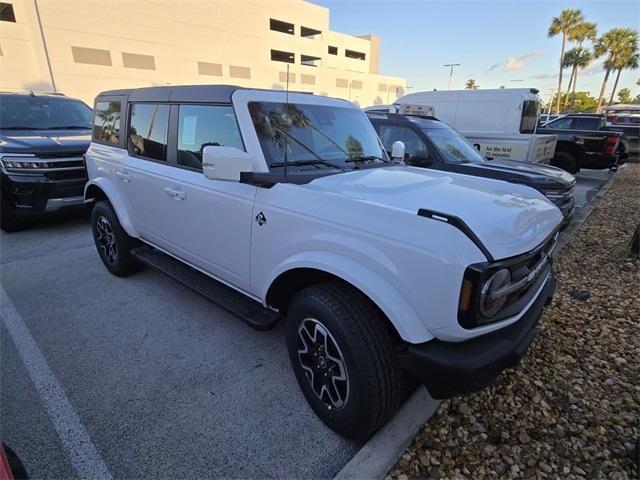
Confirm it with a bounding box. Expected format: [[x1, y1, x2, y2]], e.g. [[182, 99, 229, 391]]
[[304, 166, 563, 260]]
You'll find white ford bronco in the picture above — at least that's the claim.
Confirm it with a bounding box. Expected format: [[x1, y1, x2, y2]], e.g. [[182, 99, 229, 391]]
[[85, 85, 562, 438]]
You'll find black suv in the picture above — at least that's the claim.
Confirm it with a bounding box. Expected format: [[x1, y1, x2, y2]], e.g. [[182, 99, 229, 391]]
[[0, 92, 92, 231], [366, 110, 576, 226]]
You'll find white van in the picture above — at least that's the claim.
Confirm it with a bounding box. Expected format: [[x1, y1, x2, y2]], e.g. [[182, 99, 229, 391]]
[[391, 88, 557, 164]]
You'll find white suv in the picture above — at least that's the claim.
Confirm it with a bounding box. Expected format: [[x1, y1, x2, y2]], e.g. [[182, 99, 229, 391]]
[[85, 85, 562, 438]]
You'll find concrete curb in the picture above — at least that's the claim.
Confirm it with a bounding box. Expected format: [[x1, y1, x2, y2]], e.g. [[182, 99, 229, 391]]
[[334, 387, 440, 480], [333, 166, 624, 480]]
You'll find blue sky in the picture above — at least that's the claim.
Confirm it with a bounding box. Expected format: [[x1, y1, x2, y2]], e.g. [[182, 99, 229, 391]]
[[312, 0, 640, 102]]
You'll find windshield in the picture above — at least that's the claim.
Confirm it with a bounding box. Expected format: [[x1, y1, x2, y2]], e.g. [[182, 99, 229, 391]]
[[0, 96, 92, 130], [249, 102, 389, 171], [423, 126, 485, 163]]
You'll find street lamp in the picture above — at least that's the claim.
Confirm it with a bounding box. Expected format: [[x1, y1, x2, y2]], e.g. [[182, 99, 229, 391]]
[[443, 64, 461, 90]]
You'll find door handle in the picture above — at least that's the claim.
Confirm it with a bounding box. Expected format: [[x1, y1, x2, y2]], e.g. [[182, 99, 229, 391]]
[[116, 170, 131, 182], [164, 187, 186, 200]]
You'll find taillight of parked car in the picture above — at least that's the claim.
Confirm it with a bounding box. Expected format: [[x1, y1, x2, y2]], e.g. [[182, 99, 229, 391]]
[[606, 136, 619, 156]]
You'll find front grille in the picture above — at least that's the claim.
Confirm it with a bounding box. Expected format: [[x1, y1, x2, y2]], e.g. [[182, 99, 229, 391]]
[[36, 151, 86, 159], [539, 183, 576, 209], [4, 154, 87, 180]]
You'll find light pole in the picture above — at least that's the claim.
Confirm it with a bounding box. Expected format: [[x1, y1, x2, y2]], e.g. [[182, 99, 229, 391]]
[[443, 64, 461, 90]]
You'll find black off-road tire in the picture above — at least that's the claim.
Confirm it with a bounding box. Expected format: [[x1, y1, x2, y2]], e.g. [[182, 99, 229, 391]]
[[1, 200, 25, 233], [91, 200, 142, 276], [286, 282, 404, 439], [551, 151, 579, 174]]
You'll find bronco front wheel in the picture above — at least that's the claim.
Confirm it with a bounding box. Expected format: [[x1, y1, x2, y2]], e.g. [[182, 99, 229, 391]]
[[286, 282, 403, 439]]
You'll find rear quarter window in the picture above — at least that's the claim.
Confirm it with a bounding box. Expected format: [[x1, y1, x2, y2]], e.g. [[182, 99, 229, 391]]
[[93, 101, 121, 145]]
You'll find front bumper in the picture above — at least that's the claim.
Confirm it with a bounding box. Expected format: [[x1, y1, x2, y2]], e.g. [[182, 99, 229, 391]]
[[1, 172, 87, 220], [404, 270, 556, 399]]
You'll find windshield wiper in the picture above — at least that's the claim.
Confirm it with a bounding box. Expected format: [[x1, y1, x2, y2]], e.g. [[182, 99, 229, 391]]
[[0, 126, 39, 130], [345, 155, 393, 164], [47, 126, 91, 130], [271, 159, 345, 170]]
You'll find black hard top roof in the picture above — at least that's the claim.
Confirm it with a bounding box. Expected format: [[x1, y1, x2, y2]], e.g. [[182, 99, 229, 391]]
[[96, 84, 241, 103], [96, 84, 315, 103], [365, 110, 442, 125]]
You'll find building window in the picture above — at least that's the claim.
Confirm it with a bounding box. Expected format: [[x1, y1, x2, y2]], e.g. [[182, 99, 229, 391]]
[[129, 103, 170, 161], [93, 101, 121, 145], [301, 55, 320, 67], [300, 74, 315, 85], [71, 46, 112, 66], [198, 61, 222, 76], [0, 3, 16, 22], [345, 49, 366, 61], [270, 18, 294, 35], [328, 46, 338, 55], [178, 105, 244, 170], [301, 26, 321, 38], [336, 78, 348, 88], [351, 80, 363, 90], [271, 49, 294, 64], [229, 65, 251, 79], [122, 52, 155, 70], [378, 83, 388, 92], [279, 71, 295, 83]]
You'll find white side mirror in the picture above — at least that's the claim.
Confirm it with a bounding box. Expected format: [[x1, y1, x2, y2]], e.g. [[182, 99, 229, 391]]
[[391, 141, 406, 161], [202, 146, 253, 181]]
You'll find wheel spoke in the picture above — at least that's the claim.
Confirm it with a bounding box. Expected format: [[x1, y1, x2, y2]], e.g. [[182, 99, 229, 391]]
[[296, 318, 349, 411], [95, 216, 118, 264]]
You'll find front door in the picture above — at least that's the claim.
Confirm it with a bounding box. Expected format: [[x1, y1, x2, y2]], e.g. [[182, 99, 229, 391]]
[[157, 103, 256, 292]]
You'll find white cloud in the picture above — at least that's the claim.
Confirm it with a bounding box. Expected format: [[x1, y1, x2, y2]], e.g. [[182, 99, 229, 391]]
[[505, 51, 544, 72]]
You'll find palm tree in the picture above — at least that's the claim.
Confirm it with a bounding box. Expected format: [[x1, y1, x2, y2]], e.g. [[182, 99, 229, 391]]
[[562, 21, 597, 110], [594, 28, 639, 112], [465, 79, 479, 89], [608, 52, 639, 105], [548, 9, 585, 114], [617, 88, 632, 104], [563, 47, 593, 111]]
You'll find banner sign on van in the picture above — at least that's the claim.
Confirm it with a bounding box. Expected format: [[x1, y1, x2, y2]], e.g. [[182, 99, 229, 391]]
[[475, 143, 527, 160]]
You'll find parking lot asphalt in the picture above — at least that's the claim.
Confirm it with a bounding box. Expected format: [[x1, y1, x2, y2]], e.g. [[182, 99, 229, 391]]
[[0, 168, 614, 480]]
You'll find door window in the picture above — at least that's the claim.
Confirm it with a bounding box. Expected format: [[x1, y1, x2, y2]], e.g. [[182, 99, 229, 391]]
[[93, 101, 121, 145], [377, 125, 427, 158], [520, 100, 540, 133], [128, 103, 170, 161], [572, 117, 600, 130], [546, 117, 573, 129], [177, 105, 244, 170]]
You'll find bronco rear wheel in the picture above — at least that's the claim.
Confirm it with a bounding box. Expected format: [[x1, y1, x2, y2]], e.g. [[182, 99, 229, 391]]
[[286, 282, 404, 439], [91, 201, 141, 276]]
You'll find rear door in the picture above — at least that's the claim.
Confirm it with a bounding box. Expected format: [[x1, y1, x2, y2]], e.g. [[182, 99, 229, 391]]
[[119, 102, 174, 244]]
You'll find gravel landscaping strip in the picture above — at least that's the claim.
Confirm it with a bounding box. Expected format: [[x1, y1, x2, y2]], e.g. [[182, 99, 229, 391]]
[[387, 164, 640, 480]]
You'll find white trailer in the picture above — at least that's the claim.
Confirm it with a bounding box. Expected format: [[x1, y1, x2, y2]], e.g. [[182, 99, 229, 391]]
[[392, 88, 557, 163]]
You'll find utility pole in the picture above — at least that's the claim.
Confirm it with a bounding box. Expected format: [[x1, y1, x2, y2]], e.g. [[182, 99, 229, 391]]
[[444, 64, 461, 90], [33, 0, 57, 92]]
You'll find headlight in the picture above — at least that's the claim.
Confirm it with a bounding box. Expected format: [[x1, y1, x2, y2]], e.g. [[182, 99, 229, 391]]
[[479, 268, 512, 319], [0, 155, 47, 174]]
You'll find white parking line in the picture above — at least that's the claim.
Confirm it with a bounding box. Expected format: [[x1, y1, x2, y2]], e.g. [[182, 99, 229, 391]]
[[0, 287, 112, 480]]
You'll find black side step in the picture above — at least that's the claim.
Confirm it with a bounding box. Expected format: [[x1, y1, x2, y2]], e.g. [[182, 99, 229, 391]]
[[131, 246, 279, 331]]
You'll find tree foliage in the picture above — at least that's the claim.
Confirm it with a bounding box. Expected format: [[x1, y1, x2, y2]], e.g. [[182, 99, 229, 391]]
[[617, 88, 632, 104], [465, 79, 479, 89]]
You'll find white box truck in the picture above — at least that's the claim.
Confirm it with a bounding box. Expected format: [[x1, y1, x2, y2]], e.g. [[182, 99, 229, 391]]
[[391, 88, 557, 164]]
